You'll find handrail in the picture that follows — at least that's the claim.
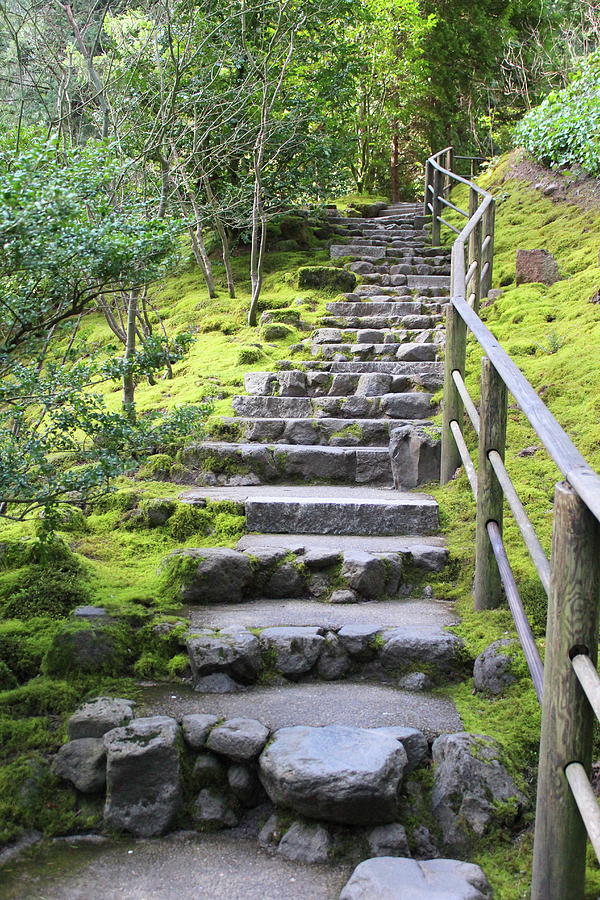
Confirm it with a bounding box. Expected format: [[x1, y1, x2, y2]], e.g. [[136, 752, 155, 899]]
[[426, 147, 600, 900]]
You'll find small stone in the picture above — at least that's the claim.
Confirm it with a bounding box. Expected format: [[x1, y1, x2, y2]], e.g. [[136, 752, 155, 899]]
[[337, 625, 380, 661], [207, 718, 270, 761], [473, 639, 518, 696], [181, 714, 219, 749], [52, 738, 106, 793], [366, 823, 410, 857], [397, 672, 433, 692], [411, 825, 440, 859], [316, 633, 350, 681], [227, 764, 263, 807], [194, 673, 243, 693], [329, 589, 359, 604], [193, 752, 226, 786], [258, 813, 283, 849], [259, 626, 324, 680], [193, 788, 238, 829], [68, 698, 135, 740], [372, 726, 428, 773], [340, 551, 387, 599], [277, 821, 332, 864]]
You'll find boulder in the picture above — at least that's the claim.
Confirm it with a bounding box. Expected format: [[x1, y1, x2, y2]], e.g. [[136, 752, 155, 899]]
[[68, 697, 135, 740], [372, 727, 428, 773], [337, 625, 380, 661], [263, 561, 307, 598], [516, 248, 560, 285], [193, 788, 238, 829], [389, 425, 441, 490], [52, 738, 106, 793], [103, 716, 181, 837], [398, 672, 433, 692], [259, 725, 407, 825], [175, 548, 252, 604], [181, 713, 219, 749], [206, 717, 270, 761], [44, 622, 127, 676], [340, 857, 493, 899], [380, 627, 465, 679], [278, 821, 332, 864], [244, 372, 277, 396], [432, 732, 526, 852], [473, 639, 518, 696], [340, 552, 387, 599], [260, 626, 324, 679], [316, 633, 351, 680], [329, 589, 360, 604], [186, 630, 261, 685], [298, 266, 357, 292], [194, 673, 243, 693], [366, 823, 410, 858]]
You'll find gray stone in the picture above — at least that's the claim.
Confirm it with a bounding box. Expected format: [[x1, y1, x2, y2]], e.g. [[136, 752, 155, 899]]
[[193, 788, 238, 829], [389, 425, 441, 490], [516, 248, 560, 285], [337, 625, 380, 661], [340, 857, 493, 899], [366, 823, 410, 858], [176, 548, 253, 604], [186, 630, 261, 685], [432, 732, 526, 852], [71, 606, 109, 620], [317, 633, 351, 680], [227, 763, 263, 807], [380, 626, 464, 678], [278, 821, 332, 864], [103, 716, 181, 837], [260, 626, 324, 679], [473, 639, 518, 696], [329, 589, 360, 604], [207, 718, 270, 761], [258, 813, 284, 849], [411, 825, 439, 859], [340, 552, 387, 599], [244, 372, 277, 395], [410, 545, 448, 572], [330, 374, 357, 396], [181, 714, 219, 749], [194, 673, 243, 693], [312, 328, 343, 345], [259, 725, 407, 825], [68, 698, 135, 740], [372, 727, 428, 773], [52, 738, 106, 793], [397, 672, 433, 692], [277, 371, 307, 396], [395, 344, 437, 362], [263, 562, 307, 598], [193, 752, 226, 786], [144, 498, 177, 526], [302, 548, 343, 569]]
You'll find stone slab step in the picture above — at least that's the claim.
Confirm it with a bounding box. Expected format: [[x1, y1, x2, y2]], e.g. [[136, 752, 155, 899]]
[[311, 327, 442, 345], [186, 597, 456, 630], [311, 343, 441, 362], [407, 274, 451, 289], [244, 370, 441, 397], [325, 301, 442, 316], [278, 360, 442, 374], [180, 485, 439, 536], [319, 314, 443, 330], [216, 417, 430, 447], [138, 681, 462, 739], [231, 392, 436, 420], [182, 441, 394, 486]]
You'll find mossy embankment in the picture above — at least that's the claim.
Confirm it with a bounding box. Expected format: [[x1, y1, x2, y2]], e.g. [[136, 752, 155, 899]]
[[428, 150, 600, 898]]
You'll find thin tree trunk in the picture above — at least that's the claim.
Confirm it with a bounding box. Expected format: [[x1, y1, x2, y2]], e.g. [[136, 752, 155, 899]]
[[188, 222, 216, 299], [248, 125, 266, 326], [122, 290, 137, 419], [203, 175, 235, 298], [391, 130, 400, 203]]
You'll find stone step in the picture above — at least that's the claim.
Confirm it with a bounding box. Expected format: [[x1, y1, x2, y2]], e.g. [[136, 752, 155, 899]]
[[407, 274, 451, 290], [349, 285, 448, 298], [319, 314, 443, 330], [244, 369, 442, 397], [215, 417, 430, 447], [138, 681, 461, 738], [330, 244, 425, 261], [277, 359, 442, 374], [311, 327, 443, 345], [231, 392, 436, 420], [182, 441, 394, 486], [180, 485, 439, 536], [237, 532, 447, 565], [325, 301, 443, 316], [310, 343, 442, 362]]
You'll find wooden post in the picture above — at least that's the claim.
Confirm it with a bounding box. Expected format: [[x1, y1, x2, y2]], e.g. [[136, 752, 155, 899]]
[[468, 187, 482, 312], [423, 160, 432, 217], [431, 165, 442, 246], [440, 302, 467, 484], [445, 147, 454, 196], [474, 357, 507, 609], [531, 482, 600, 900], [480, 199, 495, 298]]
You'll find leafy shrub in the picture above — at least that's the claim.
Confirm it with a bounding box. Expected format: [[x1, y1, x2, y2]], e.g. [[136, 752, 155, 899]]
[[513, 51, 600, 175]]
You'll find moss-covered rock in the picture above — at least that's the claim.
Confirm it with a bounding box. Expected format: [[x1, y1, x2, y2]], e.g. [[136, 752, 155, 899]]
[[260, 322, 296, 341], [140, 498, 178, 527], [42, 621, 133, 676], [297, 267, 357, 292]]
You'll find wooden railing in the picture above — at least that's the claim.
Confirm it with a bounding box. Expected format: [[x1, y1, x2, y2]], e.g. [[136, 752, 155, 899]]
[[426, 146, 600, 900]]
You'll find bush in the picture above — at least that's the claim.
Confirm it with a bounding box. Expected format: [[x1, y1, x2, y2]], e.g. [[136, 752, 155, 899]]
[[297, 266, 357, 292], [0, 541, 90, 620], [513, 51, 600, 175]]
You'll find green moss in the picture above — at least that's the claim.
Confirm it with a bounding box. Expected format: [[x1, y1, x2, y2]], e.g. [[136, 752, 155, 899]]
[[260, 322, 296, 341], [166, 505, 213, 541], [236, 346, 264, 365], [297, 266, 356, 292], [158, 552, 200, 602], [137, 453, 174, 480]]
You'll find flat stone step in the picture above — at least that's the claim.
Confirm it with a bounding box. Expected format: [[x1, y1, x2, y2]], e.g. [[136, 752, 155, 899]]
[[216, 417, 430, 447], [182, 441, 394, 486], [325, 301, 442, 316], [231, 392, 436, 420], [244, 369, 441, 397], [311, 327, 442, 345], [311, 343, 441, 362], [319, 314, 443, 330], [186, 596, 456, 630], [138, 681, 462, 739], [407, 274, 451, 289], [180, 485, 439, 536], [278, 359, 442, 374]]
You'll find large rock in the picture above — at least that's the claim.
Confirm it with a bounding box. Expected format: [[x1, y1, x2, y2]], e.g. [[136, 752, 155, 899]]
[[380, 626, 465, 679], [68, 697, 135, 740], [366, 823, 410, 858], [52, 738, 106, 793], [340, 552, 387, 599], [181, 713, 219, 749], [389, 425, 441, 490], [259, 725, 407, 825], [206, 717, 270, 761], [186, 630, 261, 685], [432, 732, 526, 852], [473, 639, 518, 696], [372, 727, 428, 773], [340, 857, 493, 899], [278, 821, 332, 863], [337, 624, 381, 661], [516, 248, 560, 285], [103, 716, 181, 837], [316, 633, 350, 680], [174, 548, 252, 604], [260, 626, 324, 679]]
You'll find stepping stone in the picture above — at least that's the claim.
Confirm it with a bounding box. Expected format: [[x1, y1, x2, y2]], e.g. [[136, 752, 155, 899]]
[[340, 857, 493, 900]]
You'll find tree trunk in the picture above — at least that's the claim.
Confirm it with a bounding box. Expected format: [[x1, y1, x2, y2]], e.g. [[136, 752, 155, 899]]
[[122, 290, 137, 419], [248, 123, 267, 326], [391, 130, 400, 203], [203, 175, 236, 298]]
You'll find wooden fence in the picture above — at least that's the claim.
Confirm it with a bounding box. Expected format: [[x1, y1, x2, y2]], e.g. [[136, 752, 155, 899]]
[[425, 146, 600, 899]]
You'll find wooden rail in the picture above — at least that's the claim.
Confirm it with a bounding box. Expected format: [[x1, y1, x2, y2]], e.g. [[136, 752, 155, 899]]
[[426, 147, 600, 900]]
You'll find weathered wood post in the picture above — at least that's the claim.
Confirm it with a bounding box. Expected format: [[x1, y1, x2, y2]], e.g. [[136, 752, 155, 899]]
[[473, 356, 507, 609], [480, 199, 496, 299], [431, 165, 442, 246], [440, 300, 467, 484], [444, 147, 454, 196], [423, 160, 433, 217], [531, 482, 600, 900], [468, 188, 482, 312]]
